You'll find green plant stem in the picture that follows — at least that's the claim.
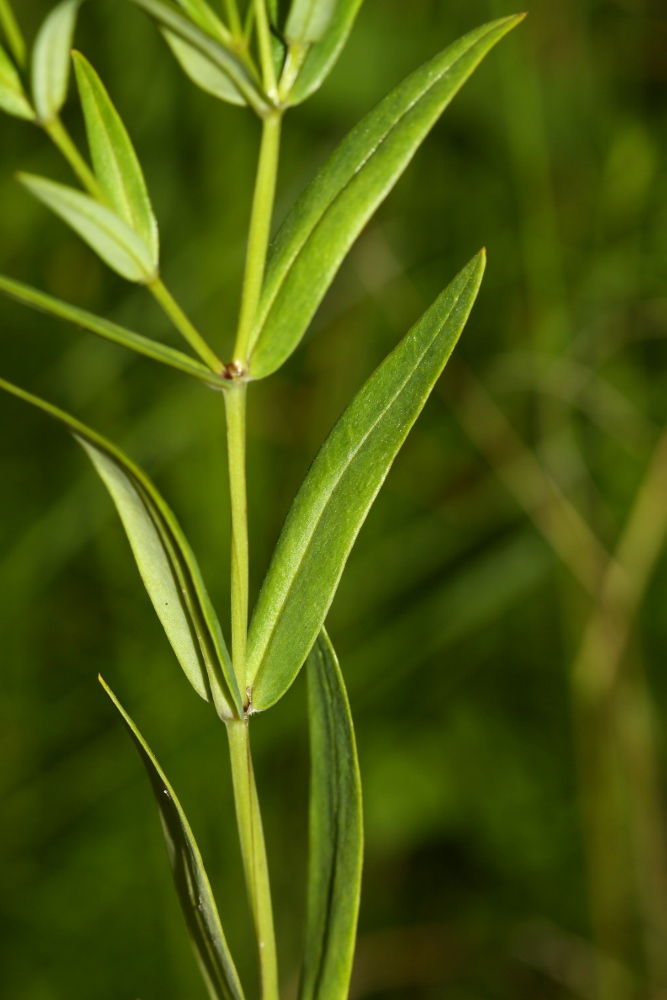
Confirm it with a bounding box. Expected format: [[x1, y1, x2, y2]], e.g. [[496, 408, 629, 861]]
[[148, 277, 223, 372], [233, 111, 282, 367], [223, 0, 243, 39], [254, 0, 278, 99], [0, 0, 25, 67], [226, 719, 279, 1000], [224, 382, 249, 699], [44, 117, 104, 201]]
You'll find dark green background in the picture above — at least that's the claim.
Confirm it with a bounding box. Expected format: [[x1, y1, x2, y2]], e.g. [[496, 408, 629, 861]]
[[1, 1, 666, 997]]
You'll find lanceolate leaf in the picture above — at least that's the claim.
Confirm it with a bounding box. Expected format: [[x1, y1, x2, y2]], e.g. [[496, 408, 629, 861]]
[[285, 0, 336, 44], [127, 0, 270, 116], [286, 0, 363, 104], [73, 52, 160, 262], [31, 0, 81, 124], [163, 30, 246, 106], [100, 678, 246, 1000], [0, 273, 229, 386], [300, 630, 362, 1000], [248, 15, 522, 379], [247, 252, 485, 710], [175, 0, 231, 43], [0, 376, 241, 719], [19, 173, 158, 283], [0, 39, 34, 119]]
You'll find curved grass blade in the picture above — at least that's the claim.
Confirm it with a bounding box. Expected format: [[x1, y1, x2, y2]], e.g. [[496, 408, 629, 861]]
[[285, 0, 336, 44], [285, 0, 363, 105], [247, 252, 485, 710], [126, 0, 270, 116], [0, 376, 241, 719], [73, 52, 159, 262], [163, 30, 246, 106], [100, 678, 246, 1000], [0, 39, 34, 119], [31, 0, 81, 124], [19, 173, 158, 283], [0, 273, 229, 387], [300, 629, 362, 1000], [0, 0, 26, 67], [248, 15, 522, 379]]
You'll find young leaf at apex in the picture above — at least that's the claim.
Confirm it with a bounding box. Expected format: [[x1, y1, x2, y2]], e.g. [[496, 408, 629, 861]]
[[100, 677, 246, 1000], [32, 0, 82, 124], [284, 0, 363, 104], [300, 629, 363, 1000], [73, 51, 160, 262], [247, 251, 486, 711], [247, 14, 523, 379], [0, 376, 242, 720]]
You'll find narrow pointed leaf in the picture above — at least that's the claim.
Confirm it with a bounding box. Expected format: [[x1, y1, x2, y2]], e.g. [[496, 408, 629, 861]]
[[73, 52, 159, 261], [100, 678, 246, 1000], [0, 39, 34, 118], [286, 0, 363, 103], [300, 630, 362, 1000], [19, 173, 158, 283], [247, 252, 485, 710], [0, 376, 241, 719], [174, 0, 231, 43], [163, 30, 246, 106], [127, 0, 270, 116], [285, 0, 336, 43], [32, 0, 81, 123], [0, 0, 26, 67], [249, 16, 521, 378], [0, 273, 229, 386]]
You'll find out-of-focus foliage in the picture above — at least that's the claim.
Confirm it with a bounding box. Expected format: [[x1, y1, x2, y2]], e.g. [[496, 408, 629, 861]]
[[1, 1, 666, 998]]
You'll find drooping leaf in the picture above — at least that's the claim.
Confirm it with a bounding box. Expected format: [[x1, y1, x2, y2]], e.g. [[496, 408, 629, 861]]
[[0, 376, 241, 719], [73, 52, 160, 261], [31, 0, 81, 123], [0, 0, 26, 67], [19, 173, 158, 283], [0, 273, 229, 386], [247, 252, 485, 710], [163, 30, 246, 106], [248, 15, 522, 379], [285, 0, 336, 44], [0, 39, 33, 118], [100, 678, 246, 1000], [127, 0, 270, 116], [285, 0, 363, 104], [300, 629, 362, 1000]]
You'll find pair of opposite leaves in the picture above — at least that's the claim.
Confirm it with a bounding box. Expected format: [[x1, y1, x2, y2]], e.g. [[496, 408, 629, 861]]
[[0, 15, 521, 720]]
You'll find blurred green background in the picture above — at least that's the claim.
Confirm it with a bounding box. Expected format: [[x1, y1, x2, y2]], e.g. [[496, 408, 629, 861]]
[[2, 1, 667, 998]]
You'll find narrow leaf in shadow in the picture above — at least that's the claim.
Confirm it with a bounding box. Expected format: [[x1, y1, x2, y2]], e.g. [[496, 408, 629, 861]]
[[100, 677, 246, 1000], [248, 15, 522, 378], [286, 0, 364, 105], [31, 0, 81, 123], [300, 629, 362, 1000], [247, 252, 485, 710], [19, 173, 158, 283], [73, 52, 159, 261], [0, 376, 241, 719], [0, 40, 33, 118], [0, 273, 229, 386]]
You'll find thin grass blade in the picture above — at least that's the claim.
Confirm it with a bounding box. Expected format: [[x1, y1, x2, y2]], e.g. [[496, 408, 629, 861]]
[[0, 273, 228, 386], [73, 52, 159, 262], [163, 30, 246, 105], [0, 39, 33, 118], [300, 629, 362, 1000], [0, 0, 26, 67], [100, 678, 246, 1000], [31, 0, 81, 123], [0, 376, 241, 718], [248, 16, 522, 378], [126, 0, 270, 115], [19, 173, 158, 283], [285, 0, 363, 104], [247, 252, 485, 710]]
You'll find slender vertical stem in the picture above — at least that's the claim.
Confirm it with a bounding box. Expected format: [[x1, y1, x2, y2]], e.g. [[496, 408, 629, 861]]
[[227, 719, 279, 1000], [44, 117, 104, 200], [224, 382, 249, 699], [233, 111, 282, 367], [223, 0, 243, 39], [254, 0, 278, 99], [149, 277, 224, 372]]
